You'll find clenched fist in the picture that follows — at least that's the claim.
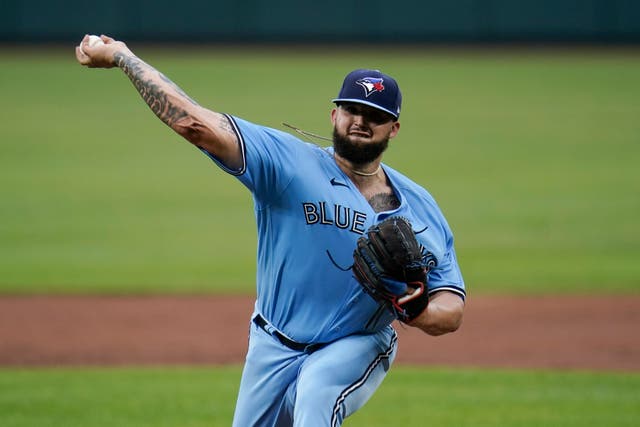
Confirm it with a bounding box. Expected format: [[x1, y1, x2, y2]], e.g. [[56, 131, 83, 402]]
[[75, 34, 132, 68]]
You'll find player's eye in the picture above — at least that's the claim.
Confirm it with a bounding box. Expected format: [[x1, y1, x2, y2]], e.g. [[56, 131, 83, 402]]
[[342, 104, 360, 115], [366, 111, 392, 124], [341, 104, 393, 125]]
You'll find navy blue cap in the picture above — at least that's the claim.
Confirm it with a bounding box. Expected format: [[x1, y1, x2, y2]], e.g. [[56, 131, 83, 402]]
[[332, 69, 402, 119]]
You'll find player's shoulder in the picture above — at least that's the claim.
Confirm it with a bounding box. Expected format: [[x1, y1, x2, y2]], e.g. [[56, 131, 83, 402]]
[[230, 115, 320, 150], [229, 115, 292, 140], [383, 165, 437, 204]]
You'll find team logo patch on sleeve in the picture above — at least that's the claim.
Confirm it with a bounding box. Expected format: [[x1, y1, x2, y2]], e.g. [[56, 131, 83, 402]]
[[356, 77, 385, 97]]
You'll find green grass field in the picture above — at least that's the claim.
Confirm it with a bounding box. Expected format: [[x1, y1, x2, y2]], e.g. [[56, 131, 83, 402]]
[[1, 46, 638, 427], [1, 367, 638, 426], [1, 46, 639, 294]]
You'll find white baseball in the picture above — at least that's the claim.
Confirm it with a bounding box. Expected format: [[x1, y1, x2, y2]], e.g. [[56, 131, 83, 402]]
[[88, 35, 104, 47], [80, 35, 104, 53]]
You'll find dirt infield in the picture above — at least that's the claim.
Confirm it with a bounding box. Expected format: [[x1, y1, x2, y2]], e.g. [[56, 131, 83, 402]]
[[1, 295, 638, 371]]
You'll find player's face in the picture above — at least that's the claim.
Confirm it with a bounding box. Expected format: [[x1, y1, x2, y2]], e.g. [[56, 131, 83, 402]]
[[331, 103, 400, 165]]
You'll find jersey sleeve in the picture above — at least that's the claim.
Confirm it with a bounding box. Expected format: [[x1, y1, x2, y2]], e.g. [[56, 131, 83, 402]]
[[198, 114, 302, 203], [427, 222, 466, 301]]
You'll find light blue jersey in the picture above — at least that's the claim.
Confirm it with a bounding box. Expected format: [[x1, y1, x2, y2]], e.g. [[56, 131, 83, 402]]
[[202, 115, 465, 426]]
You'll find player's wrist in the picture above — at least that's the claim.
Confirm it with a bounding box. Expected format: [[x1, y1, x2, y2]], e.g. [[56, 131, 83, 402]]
[[113, 48, 137, 69], [399, 291, 429, 323]]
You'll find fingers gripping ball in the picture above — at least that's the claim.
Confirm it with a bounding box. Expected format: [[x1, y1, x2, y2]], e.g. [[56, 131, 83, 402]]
[[352, 216, 434, 322], [80, 35, 104, 54]]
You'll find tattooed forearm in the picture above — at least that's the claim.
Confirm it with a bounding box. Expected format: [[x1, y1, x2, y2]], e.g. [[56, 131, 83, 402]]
[[114, 52, 194, 127], [159, 73, 199, 107]]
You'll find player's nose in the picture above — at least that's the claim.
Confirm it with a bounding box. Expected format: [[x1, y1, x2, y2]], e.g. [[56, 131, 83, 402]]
[[351, 112, 366, 125]]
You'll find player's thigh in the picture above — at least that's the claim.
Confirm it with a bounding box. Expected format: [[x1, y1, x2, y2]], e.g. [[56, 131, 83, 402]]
[[232, 321, 302, 427], [294, 326, 398, 426]]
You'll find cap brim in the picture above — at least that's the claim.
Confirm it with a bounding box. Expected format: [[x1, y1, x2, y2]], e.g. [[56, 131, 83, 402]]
[[332, 98, 398, 119]]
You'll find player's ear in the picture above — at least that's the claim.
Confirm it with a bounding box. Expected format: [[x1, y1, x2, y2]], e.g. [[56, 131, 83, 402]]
[[389, 121, 400, 139], [330, 107, 338, 124]]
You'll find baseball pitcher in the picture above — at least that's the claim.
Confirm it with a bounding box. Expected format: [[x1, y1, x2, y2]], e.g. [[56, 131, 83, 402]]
[[76, 34, 466, 427]]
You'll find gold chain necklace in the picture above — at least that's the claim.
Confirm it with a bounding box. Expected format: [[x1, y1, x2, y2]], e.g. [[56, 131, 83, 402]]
[[334, 155, 381, 177], [350, 165, 381, 176]]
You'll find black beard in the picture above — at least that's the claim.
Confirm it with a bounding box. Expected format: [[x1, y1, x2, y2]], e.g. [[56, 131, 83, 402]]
[[332, 128, 389, 166]]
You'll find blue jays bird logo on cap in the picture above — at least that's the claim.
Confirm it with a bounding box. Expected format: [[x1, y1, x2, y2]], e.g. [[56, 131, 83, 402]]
[[333, 69, 402, 119], [356, 77, 385, 97]]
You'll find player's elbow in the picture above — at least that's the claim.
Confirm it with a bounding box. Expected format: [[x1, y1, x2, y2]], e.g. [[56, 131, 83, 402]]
[[173, 115, 208, 145], [428, 309, 463, 336]]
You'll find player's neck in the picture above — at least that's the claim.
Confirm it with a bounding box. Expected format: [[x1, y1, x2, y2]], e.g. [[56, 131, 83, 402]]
[[334, 154, 396, 211], [333, 154, 382, 180]]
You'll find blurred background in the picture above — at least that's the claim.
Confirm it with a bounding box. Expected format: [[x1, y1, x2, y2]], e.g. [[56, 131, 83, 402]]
[[1, 1, 639, 426], [1, 0, 638, 294], [2, 0, 640, 44]]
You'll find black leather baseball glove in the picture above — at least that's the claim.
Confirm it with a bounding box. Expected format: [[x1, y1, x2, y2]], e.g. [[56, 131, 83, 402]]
[[352, 216, 434, 322]]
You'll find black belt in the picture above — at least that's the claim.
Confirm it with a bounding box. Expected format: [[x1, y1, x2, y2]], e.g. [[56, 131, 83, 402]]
[[253, 314, 327, 354]]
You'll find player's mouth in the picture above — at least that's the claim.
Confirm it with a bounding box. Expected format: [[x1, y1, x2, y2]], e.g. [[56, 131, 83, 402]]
[[348, 128, 371, 138]]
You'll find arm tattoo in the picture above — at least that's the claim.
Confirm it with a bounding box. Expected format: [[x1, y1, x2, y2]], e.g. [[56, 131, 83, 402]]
[[159, 74, 199, 107], [114, 52, 198, 127], [368, 192, 400, 213], [218, 114, 236, 136]]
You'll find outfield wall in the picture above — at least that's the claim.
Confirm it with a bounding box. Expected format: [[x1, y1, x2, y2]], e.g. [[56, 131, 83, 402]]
[[2, 0, 640, 43]]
